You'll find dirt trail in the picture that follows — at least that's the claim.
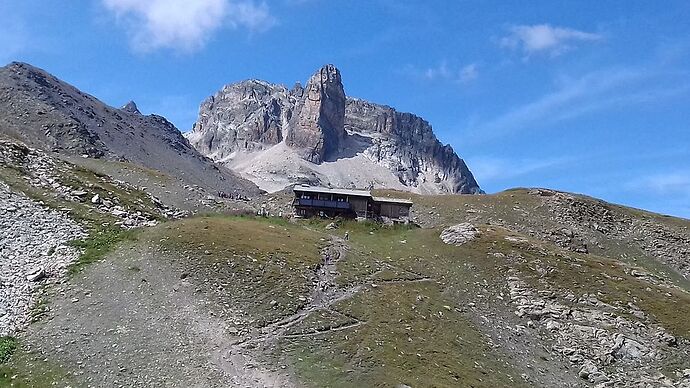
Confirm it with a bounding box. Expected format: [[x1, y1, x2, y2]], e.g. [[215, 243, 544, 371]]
[[194, 237, 365, 387], [15, 242, 302, 388], [228, 236, 438, 354], [234, 237, 363, 351], [13, 234, 441, 387]]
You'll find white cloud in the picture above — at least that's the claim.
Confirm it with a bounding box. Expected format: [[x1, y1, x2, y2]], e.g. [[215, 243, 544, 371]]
[[102, 0, 275, 52], [458, 64, 478, 83], [405, 61, 479, 84], [501, 24, 601, 57]]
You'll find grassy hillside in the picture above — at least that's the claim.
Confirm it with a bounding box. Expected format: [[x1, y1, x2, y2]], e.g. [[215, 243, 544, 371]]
[[3, 189, 689, 387]]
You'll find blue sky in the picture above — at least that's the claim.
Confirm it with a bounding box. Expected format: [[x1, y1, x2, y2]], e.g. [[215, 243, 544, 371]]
[[2, 0, 689, 218]]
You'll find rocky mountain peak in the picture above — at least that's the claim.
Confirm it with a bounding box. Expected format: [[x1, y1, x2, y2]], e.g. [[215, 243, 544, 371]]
[[121, 100, 141, 114], [6, 61, 46, 76], [286, 64, 347, 163], [185, 64, 481, 194], [6, 61, 31, 74]]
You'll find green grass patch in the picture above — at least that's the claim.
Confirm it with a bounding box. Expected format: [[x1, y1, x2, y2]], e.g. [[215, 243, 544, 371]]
[[282, 233, 526, 387], [149, 215, 324, 325], [67, 227, 140, 275], [66, 157, 174, 185], [59, 166, 164, 222], [278, 222, 527, 387], [0, 161, 159, 257], [0, 337, 17, 364], [0, 347, 74, 387]]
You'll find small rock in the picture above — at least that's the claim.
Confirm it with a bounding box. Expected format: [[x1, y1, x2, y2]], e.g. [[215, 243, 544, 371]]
[[545, 320, 561, 331], [26, 268, 45, 282], [578, 360, 598, 380], [111, 209, 127, 217]]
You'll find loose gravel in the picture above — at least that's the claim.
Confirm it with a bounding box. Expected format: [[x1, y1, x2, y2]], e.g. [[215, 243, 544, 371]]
[[0, 182, 85, 336]]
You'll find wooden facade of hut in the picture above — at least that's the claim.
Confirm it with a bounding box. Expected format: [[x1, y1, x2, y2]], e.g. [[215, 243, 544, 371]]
[[292, 185, 412, 223]]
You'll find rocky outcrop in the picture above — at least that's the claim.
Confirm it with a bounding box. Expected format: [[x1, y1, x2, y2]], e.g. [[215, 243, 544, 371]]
[[121, 100, 141, 114], [440, 223, 480, 245], [189, 65, 347, 165], [0, 62, 261, 196], [345, 99, 480, 194], [189, 80, 293, 160], [286, 64, 346, 163], [186, 64, 481, 194], [531, 189, 690, 280], [506, 270, 689, 386], [0, 138, 183, 227]]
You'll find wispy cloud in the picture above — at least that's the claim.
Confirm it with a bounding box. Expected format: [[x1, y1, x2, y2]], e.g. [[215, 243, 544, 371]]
[[623, 170, 690, 218], [102, 0, 275, 53], [283, 0, 316, 5], [627, 171, 690, 195], [468, 156, 572, 185], [465, 67, 690, 142], [403, 61, 479, 84], [501, 24, 601, 57]]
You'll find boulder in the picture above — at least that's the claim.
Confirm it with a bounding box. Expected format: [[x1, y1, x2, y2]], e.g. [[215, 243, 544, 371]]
[[440, 223, 480, 246]]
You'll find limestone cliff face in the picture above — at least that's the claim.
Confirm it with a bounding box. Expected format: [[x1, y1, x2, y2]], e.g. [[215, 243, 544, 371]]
[[188, 80, 294, 161], [345, 99, 480, 194], [186, 64, 481, 194], [286, 64, 346, 163]]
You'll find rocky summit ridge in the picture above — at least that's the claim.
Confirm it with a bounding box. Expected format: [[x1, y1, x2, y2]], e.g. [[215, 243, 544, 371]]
[[0, 62, 260, 196], [185, 64, 481, 194]]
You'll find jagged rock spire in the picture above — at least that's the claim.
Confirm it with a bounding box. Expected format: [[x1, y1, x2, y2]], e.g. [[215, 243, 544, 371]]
[[184, 63, 481, 194], [121, 100, 141, 115], [286, 64, 347, 164]]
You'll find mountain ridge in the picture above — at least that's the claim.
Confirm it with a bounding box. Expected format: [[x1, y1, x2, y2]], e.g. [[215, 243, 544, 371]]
[[0, 61, 260, 196], [185, 64, 482, 194]]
